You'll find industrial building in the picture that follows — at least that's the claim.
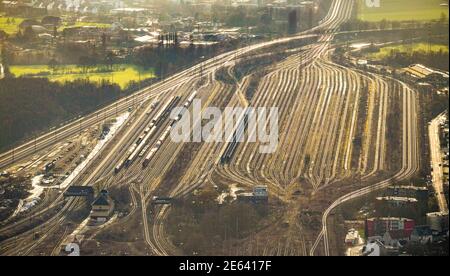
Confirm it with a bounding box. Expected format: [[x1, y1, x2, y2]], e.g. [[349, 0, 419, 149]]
[[365, 217, 415, 238], [63, 186, 94, 198], [237, 185, 268, 203], [386, 186, 428, 201], [401, 64, 449, 88], [375, 196, 418, 208], [89, 190, 115, 224]]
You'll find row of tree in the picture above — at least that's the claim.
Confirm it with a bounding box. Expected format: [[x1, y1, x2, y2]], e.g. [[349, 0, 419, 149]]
[[380, 48, 449, 71], [132, 39, 241, 77], [0, 77, 122, 150], [341, 13, 448, 33]]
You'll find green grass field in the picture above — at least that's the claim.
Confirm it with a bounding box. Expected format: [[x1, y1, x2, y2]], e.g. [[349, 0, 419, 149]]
[[58, 22, 111, 32], [0, 16, 25, 34], [10, 64, 156, 89], [358, 0, 449, 21], [367, 43, 449, 59]]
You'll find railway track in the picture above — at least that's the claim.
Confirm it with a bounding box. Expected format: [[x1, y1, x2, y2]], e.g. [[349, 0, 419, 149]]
[[0, 0, 422, 256]]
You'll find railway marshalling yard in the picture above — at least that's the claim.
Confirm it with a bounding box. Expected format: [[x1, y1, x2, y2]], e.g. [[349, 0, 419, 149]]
[[0, 0, 422, 256]]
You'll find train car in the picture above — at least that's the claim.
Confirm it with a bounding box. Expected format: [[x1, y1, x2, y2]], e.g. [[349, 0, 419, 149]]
[[151, 196, 173, 205], [151, 100, 171, 125], [131, 126, 158, 162], [114, 164, 121, 174], [220, 111, 249, 164], [114, 159, 126, 174], [184, 91, 197, 108], [167, 96, 181, 112], [171, 111, 183, 123], [151, 100, 159, 109], [168, 91, 198, 124], [126, 144, 137, 160], [159, 126, 172, 142], [163, 96, 181, 122], [143, 147, 159, 168], [124, 123, 159, 168], [170, 105, 185, 122], [152, 96, 179, 126], [137, 97, 183, 168], [125, 108, 170, 168], [127, 137, 147, 166], [139, 145, 150, 158], [141, 125, 172, 168], [124, 144, 138, 167], [136, 134, 145, 145]]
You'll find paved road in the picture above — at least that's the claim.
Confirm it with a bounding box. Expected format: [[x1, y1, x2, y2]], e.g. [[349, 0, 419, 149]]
[[429, 113, 449, 212]]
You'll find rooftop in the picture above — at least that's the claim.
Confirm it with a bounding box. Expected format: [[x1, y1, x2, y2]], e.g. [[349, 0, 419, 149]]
[[402, 64, 449, 79], [376, 196, 418, 203], [64, 186, 94, 197], [92, 190, 112, 206], [367, 217, 414, 222], [388, 186, 428, 191], [426, 211, 449, 217]]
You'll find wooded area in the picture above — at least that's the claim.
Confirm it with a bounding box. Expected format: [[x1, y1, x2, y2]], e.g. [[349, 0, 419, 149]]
[[0, 77, 121, 150]]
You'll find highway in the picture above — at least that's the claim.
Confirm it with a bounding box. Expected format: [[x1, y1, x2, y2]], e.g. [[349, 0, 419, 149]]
[[429, 113, 449, 212]]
